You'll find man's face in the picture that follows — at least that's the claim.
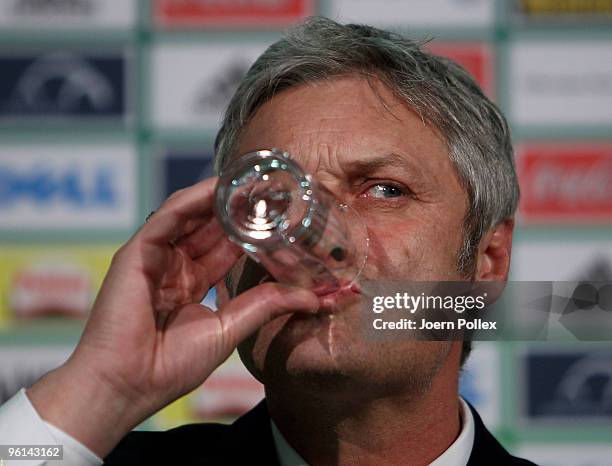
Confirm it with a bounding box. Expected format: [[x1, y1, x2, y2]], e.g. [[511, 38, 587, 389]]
[[229, 76, 469, 395]]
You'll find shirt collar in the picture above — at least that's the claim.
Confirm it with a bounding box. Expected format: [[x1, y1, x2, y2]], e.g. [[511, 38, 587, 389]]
[[270, 397, 475, 466]]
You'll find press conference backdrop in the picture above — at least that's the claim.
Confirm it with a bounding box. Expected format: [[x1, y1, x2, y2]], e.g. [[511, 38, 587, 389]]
[[0, 1, 611, 464]]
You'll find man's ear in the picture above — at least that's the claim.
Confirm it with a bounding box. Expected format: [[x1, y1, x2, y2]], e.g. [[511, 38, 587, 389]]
[[474, 218, 514, 281]]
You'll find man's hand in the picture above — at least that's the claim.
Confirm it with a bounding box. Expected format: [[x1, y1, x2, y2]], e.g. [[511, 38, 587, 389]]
[[26, 177, 320, 458]]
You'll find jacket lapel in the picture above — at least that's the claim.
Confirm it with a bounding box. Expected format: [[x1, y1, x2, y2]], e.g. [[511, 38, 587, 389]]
[[226, 399, 281, 465], [466, 401, 515, 465]]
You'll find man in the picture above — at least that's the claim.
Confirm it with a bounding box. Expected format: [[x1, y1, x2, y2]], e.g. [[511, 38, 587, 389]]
[[0, 17, 533, 465]]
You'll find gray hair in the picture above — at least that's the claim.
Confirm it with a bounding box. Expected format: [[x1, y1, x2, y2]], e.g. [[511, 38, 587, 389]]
[[214, 17, 520, 362]]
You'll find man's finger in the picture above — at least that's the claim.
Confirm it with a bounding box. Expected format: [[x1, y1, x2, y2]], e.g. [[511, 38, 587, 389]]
[[194, 238, 244, 286], [175, 216, 226, 259], [215, 282, 320, 351], [142, 177, 219, 243]]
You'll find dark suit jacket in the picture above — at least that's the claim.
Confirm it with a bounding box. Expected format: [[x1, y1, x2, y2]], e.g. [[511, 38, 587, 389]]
[[104, 400, 536, 465]]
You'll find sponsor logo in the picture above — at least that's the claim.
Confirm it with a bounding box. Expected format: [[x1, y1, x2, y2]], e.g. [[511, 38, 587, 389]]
[[10, 263, 91, 318], [510, 41, 612, 126], [0, 49, 129, 122], [154, 0, 313, 27], [0, 0, 137, 30], [0, 165, 116, 207], [160, 149, 215, 200], [0, 144, 137, 230], [522, 349, 612, 421], [329, 0, 493, 28], [192, 60, 251, 116], [426, 42, 494, 97], [152, 43, 267, 130], [517, 144, 612, 223], [0, 245, 116, 322]]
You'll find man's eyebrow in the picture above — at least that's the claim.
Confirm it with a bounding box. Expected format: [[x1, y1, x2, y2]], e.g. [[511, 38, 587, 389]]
[[347, 152, 425, 178]]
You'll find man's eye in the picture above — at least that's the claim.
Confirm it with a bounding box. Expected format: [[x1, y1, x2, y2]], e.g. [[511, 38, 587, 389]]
[[365, 184, 405, 199]]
